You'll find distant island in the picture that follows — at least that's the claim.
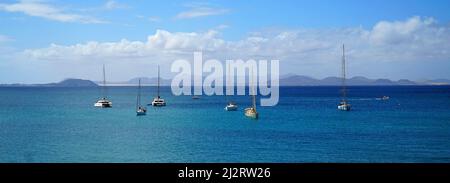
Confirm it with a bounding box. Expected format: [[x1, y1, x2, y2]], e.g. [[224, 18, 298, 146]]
[[96, 75, 450, 86], [43, 79, 98, 87], [0, 79, 98, 87], [278, 75, 450, 86], [1, 75, 449, 87], [95, 77, 172, 86]]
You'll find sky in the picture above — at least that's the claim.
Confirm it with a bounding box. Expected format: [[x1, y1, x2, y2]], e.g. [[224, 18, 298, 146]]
[[1, 0, 450, 83]]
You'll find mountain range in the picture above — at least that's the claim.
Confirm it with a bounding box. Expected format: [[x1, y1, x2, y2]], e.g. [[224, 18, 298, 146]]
[[105, 75, 450, 86], [278, 75, 424, 86], [1, 75, 449, 87], [0, 79, 98, 87]]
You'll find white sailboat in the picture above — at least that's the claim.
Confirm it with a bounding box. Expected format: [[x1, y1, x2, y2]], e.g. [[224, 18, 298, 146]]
[[244, 69, 258, 119], [94, 64, 112, 108], [136, 79, 147, 116], [225, 63, 238, 111], [338, 44, 351, 111], [150, 65, 166, 106]]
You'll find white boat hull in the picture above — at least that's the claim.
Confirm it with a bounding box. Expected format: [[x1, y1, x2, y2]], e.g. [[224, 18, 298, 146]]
[[244, 108, 258, 119], [151, 102, 166, 106], [150, 97, 166, 107], [136, 109, 146, 116], [94, 100, 112, 108], [225, 105, 238, 111], [338, 104, 351, 111]]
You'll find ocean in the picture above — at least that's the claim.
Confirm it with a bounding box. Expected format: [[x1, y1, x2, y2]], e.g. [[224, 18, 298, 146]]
[[0, 86, 449, 163]]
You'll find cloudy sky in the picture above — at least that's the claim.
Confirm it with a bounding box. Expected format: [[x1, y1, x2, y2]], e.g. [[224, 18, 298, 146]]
[[1, 0, 450, 83]]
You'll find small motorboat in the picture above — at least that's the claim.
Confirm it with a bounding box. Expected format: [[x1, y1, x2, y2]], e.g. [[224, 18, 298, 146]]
[[376, 96, 390, 101], [338, 101, 351, 111], [225, 102, 238, 111]]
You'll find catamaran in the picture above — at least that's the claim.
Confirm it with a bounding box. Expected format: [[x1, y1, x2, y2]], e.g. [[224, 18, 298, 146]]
[[338, 44, 351, 111], [136, 79, 147, 115], [244, 69, 258, 119], [94, 64, 112, 108], [150, 65, 166, 106]]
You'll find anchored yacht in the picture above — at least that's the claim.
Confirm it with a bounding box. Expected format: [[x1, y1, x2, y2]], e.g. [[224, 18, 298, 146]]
[[338, 44, 351, 111], [151, 65, 166, 107], [94, 64, 112, 108]]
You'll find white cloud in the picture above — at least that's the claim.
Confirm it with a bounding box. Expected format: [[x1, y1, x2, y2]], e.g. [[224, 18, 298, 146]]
[[176, 7, 229, 19], [137, 15, 161, 22], [148, 16, 161, 22], [24, 16, 450, 61], [369, 16, 436, 45], [22, 16, 450, 79], [215, 24, 229, 30], [0, 0, 107, 23], [0, 35, 13, 43], [104, 0, 129, 10], [24, 29, 226, 60]]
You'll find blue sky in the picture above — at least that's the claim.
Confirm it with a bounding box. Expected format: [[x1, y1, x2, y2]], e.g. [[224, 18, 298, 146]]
[[1, 0, 450, 83]]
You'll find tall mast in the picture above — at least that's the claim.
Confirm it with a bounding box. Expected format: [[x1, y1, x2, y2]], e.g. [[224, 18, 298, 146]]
[[102, 64, 107, 98], [226, 63, 229, 102], [341, 44, 347, 102], [136, 78, 141, 110], [251, 68, 256, 109], [157, 65, 160, 98], [138, 79, 141, 106]]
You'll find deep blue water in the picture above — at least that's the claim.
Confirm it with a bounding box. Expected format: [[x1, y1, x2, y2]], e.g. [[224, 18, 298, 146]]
[[1, 86, 449, 162]]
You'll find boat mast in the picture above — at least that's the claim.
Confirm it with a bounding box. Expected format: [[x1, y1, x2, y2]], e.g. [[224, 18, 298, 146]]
[[157, 65, 160, 98], [341, 44, 347, 103], [251, 68, 256, 110], [226, 63, 229, 103], [136, 78, 141, 110], [102, 64, 107, 99]]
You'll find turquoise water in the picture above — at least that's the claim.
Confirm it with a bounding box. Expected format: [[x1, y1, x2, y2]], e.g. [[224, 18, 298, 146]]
[[0, 86, 449, 162]]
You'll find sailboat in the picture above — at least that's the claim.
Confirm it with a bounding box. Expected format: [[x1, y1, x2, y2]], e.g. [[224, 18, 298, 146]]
[[150, 65, 166, 106], [136, 79, 147, 116], [244, 69, 258, 119], [94, 64, 112, 108], [338, 44, 351, 111], [225, 63, 237, 111]]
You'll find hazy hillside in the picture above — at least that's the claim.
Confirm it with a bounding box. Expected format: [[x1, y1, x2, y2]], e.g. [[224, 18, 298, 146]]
[[279, 75, 425, 86], [2, 76, 449, 87], [43, 79, 98, 87]]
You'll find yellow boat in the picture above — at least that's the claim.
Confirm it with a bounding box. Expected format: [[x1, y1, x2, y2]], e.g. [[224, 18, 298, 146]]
[[245, 68, 258, 119]]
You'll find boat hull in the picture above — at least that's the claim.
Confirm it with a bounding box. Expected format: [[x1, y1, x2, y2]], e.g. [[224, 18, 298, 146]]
[[244, 108, 258, 119], [225, 105, 238, 111], [136, 111, 146, 116], [338, 104, 351, 111], [151, 102, 166, 106], [94, 101, 112, 108], [150, 97, 166, 107]]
